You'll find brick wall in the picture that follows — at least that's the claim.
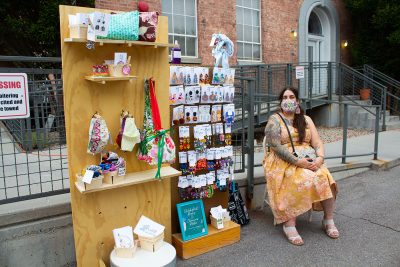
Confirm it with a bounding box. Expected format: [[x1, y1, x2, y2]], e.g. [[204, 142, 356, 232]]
[[95, 0, 352, 65], [95, 0, 161, 12]]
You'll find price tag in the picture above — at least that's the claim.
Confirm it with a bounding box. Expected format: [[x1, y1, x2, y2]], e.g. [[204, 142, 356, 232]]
[[118, 167, 126, 176], [226, 146, 234, 157], [225, 123, 232, 134], [222, 147, 228, 158], [199, 174, 207, 187], [207, 172, 216, 185], [179, 151, 188, 163], [204, 124, 212, 136], [219, 177, 227, 186], [186, 175, 193, 187], [178, 176, 189, 188], [82, 169, 94, 184], [206, 149, 215, 160], [215, 148, 222, 159], [179, 126, 190, 138], [194, 176, 201, 188], [188, 151, 197, 167]]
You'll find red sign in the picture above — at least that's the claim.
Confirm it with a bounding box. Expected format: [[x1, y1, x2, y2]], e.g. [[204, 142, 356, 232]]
[[0, 73, 30, 119]]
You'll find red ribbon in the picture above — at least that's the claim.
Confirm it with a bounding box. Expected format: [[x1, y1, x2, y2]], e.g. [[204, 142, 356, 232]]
[[149, 78, 162, 131]]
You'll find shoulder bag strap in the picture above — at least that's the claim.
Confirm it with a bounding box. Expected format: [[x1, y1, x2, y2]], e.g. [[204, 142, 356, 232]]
[[276, 113, 296, 156]]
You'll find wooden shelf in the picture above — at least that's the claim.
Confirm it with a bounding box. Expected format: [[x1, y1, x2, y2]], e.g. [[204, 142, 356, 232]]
[[64, 37, 173, 48], [75, 166, 180, 194], [172, 221, 240, 259], [84, 75, 137, 84]]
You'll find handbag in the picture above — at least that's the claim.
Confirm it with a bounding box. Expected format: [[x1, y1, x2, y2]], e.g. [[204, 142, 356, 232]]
[[138, 12, 158, 42], [97, 11, 139, 40], [138, 78, 176, 178], [227, 181, 250, 225], [276, 113, 316, 160]]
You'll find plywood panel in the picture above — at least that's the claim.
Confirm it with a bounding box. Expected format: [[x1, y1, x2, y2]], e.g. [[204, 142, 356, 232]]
[[172, 222, 240, 259], [60, 5, 173, 267]]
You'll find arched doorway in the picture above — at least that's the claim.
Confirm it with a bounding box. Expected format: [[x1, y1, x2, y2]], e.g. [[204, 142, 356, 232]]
[[298, 0, 339, 97]]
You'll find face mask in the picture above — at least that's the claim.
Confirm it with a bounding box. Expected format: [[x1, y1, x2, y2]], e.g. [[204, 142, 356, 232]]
[[281, 99, 298, 113]]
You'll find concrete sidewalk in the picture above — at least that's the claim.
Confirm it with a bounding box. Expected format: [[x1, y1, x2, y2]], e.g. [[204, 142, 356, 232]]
[[178, 164, 400, 267], [1, 130, 400, 266]]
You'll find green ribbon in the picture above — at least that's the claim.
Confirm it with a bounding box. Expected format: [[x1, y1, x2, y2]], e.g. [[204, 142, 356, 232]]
[[139, 129, 171, 179]]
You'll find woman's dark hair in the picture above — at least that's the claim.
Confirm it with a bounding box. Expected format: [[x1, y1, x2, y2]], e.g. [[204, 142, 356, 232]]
[[278, 87, 307, 143]]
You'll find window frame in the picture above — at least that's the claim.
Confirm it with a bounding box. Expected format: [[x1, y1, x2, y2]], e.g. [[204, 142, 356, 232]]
[[162, 0, 199, 58], [236, 1, 262, 62]]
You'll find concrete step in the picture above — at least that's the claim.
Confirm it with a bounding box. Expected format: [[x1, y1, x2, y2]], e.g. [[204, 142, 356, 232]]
[[384, 120, 400, 130]]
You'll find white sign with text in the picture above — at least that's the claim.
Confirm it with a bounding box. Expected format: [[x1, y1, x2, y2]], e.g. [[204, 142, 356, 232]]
[[0, 73, 30, 119]]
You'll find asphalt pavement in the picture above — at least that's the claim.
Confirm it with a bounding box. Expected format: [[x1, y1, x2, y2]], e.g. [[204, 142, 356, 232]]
[[177, 165, 400, 267]]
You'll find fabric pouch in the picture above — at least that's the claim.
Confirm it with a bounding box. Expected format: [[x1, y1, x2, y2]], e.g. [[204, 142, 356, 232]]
[[138, 12, 158, 42], [87, 114, 110, 154], [121, 117, 140, 151], [98, 11, 139, 40]]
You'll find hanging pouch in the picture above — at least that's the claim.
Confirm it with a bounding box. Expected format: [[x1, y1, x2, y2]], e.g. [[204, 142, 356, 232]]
[[138, 78, 176, 178], [87, 113, 110, 154], [121, 117, 140, 151]]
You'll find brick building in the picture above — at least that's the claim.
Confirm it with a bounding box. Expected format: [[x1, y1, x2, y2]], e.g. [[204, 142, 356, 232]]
[[96, 0, 352, 66]]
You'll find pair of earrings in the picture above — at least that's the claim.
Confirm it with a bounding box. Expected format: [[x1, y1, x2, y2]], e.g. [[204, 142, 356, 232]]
[[195, 158, 207, 172], [194, 138, 206, 152], [185, 112, 198, 122], [179, 137, 191, 150], [225, 133, 232, 145]]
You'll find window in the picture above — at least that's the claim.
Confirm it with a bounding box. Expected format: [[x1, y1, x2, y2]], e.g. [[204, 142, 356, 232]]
[[308, 11, 322, 36], [162, 0, 198, 57], [236, 0, 261, 61]]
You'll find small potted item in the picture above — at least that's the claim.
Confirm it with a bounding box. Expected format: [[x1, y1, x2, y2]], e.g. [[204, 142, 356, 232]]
[[360, 88, 371, 100]]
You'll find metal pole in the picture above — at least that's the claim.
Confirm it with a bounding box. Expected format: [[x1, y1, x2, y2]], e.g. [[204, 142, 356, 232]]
[[382, 87, 387, 131], [342, 104, 348, 164], [257, 65, 262, 125], [374, 106, 380, 160], [328, 62, 332, 100], [246, 80, 255, 200]]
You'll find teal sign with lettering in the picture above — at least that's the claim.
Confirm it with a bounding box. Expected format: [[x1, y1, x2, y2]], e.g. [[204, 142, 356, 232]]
[[177, 199, 208, 241]]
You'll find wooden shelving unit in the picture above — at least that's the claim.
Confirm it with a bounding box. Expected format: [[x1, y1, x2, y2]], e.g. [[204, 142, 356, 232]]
[[60, 5, 176, 267], [64, 37, 174, 48], [75, 166, 181, 194], [172, 222, 241, 259], [84, 75, 137, 84]]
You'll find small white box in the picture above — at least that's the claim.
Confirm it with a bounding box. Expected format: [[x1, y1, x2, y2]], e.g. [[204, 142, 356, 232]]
[[69, 24, 88, 39]]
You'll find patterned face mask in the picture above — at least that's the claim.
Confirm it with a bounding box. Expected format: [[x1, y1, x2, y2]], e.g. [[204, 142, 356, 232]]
[[281, 99, 298, 113]]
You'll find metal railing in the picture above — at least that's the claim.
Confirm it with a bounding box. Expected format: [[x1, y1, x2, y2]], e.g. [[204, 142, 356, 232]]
[[363, 65, 400, 116], [337, 63, 388, 130], [0, 56, 391, 204], [0, 56, 68, 204]]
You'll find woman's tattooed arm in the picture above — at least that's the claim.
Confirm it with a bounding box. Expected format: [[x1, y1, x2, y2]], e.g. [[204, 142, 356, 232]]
[[264, 115, 298, 165]]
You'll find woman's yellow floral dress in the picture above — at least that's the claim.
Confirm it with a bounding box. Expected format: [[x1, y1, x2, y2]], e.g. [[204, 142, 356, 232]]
[[263, 113, 337, 224]]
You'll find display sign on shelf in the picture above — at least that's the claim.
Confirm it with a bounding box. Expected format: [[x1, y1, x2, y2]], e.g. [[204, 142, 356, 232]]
[[176, 199, 208, 241]]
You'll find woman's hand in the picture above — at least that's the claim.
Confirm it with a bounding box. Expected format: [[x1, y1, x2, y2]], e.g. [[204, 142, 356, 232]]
[[296, 158, 323, 172], [296, 158, 314, 169]]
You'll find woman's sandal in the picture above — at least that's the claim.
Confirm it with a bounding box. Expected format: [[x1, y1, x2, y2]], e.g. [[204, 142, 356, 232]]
[[283, 225, 304, 246], [322, 219, 340, 239]]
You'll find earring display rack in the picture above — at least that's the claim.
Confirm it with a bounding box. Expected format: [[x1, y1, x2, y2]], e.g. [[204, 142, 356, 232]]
[[168, 71, 240, 259], [60, 5, 179, 267]]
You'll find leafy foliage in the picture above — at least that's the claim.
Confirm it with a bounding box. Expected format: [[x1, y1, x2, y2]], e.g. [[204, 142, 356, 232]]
[[345, 0, 400, 79], [0, 0, 94, 57]]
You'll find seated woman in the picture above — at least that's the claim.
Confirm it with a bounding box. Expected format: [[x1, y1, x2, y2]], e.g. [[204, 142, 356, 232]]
[[263, 87, 339, 246]]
